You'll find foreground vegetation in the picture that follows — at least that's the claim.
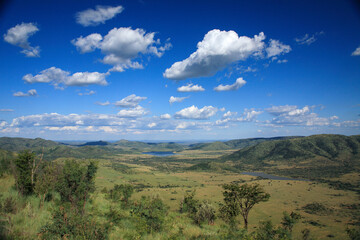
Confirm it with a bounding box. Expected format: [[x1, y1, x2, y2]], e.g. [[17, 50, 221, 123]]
[[0, 134, 360, 239]]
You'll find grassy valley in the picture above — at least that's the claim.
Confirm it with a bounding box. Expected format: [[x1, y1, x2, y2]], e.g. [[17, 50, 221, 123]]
[[0, 134, 360, 239]]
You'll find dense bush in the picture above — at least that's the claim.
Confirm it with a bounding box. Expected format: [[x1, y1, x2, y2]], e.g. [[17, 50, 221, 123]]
[[40, 206, 109, 240], [131, 195, 168, 233], [193, 201, 216, 225], [108, 184, 134, 207]]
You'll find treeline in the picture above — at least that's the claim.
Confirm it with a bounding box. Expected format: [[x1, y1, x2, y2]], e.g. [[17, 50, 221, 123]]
[[1, 151, 360, 239]]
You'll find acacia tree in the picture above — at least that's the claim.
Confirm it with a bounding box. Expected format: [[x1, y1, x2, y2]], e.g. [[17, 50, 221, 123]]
[[220, 183, 270, 229]]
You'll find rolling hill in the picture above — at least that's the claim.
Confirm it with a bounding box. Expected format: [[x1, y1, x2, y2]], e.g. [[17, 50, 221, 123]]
[[188, 136, 301, 151], [0, 137, 60, 152], [223, 134, 360, 179]]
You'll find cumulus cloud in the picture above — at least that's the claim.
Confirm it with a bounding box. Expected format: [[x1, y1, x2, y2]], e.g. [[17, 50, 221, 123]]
[[163, 30, 266, 80], [3, 22, 40, 57], [95, 101, 110, 106], [76, 5, 124, 26], [13, 89, 37, 97], [160, 114, 171, 119], [216, 108, 262, 125], [266, 39, 291, 58], [115, 94, 147, 108], [295, 32, 324, 45], [223, 111, 237, 118], [169, 96, 189, 104], [352, 46, 360, 56], [174, 105, 217, 120], [117, 106, 148, 118], [71, 34, 102, 53], [214, 77, 246, 91], [23, 67, 108, 89], [265, 105, 335, 126], [177, 83, 205, 92], [72, 27, 170, 71]]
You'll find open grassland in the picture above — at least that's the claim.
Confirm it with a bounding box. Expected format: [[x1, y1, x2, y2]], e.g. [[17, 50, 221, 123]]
[[93, 152, 360, 239]]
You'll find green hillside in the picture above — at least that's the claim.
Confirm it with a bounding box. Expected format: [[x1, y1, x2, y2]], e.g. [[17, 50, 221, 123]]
[[188, 136, 300, 151], [188, 141, 231, 150], [0, 137, 60, 152], [113, 140, 184, 152], [224, 134, 360, 179]]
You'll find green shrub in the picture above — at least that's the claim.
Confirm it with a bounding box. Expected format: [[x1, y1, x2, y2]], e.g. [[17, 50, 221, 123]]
[[39, 206, 109, 240], [193, 201, 216, 225], [131, 195, 168, 233], [179, 190, 199, 214]]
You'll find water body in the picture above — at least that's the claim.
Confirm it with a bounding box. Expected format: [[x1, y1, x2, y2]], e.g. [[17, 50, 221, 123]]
[[142, 151, 176, 157], [241, 172, 308, 181]]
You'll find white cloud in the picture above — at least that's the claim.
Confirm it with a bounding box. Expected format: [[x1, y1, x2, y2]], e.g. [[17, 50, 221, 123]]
[[214, 77, 246, 91], [174, 105, 217, 120], [117, 106, 148, 118], [10, 112, 130, 128], [72, 27, 170, 71], [265, 105, 335, 127], [266, 39, 291, 58], [277, 59, 288, 64], [216, 108, 262, 126], [0, 109, 14, 112], [148, 122, 157, 128], [266, 105, 298, 116], [223, 111, 237, 118], [23, 67, 108, 88], [169, 96, 189, 104], [76, 5, 124, 27], [177, 83, 205, 92], [163, 30, 266, 80], [95, 101, 110, 106], [295, 32, 323, 45], [160, 114, 171, 119], [115, 94, 147, 108], [71, 34, 102, 53], [13, 89, 37, 97], [295, 34, 316, 45], [3, 22, 40, 57], [352, 46, 360, 56], [78, 90, 96, 96]]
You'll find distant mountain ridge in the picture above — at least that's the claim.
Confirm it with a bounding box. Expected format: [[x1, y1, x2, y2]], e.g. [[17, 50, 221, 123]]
[[188, 136, 301, 151]]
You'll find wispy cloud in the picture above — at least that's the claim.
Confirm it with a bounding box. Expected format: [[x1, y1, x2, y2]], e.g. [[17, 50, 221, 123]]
[[13, 89, 37, 97], [214, 78, 246, 91], [78, 90, 96, 96], [95, 101, 110, 106], [169, 96, 189, 104], [76, 5, 124, 27], [114, 94, 147, 108], [351, 46, 360, 56], [295, 31, 324, 45]]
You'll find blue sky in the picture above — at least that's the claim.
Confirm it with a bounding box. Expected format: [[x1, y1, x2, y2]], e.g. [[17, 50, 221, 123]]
[[0, 0, 359, 141]]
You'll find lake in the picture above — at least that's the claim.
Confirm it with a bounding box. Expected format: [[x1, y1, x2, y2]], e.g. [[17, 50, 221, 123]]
[[142, 151, 176, 157], [241, 172, 308, 181]]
